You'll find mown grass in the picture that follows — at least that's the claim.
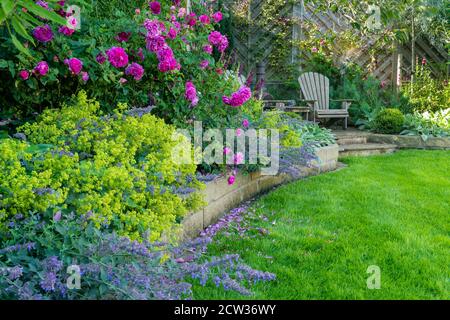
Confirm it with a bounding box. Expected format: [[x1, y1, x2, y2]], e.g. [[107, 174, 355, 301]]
[[193, 150, 450, 299]]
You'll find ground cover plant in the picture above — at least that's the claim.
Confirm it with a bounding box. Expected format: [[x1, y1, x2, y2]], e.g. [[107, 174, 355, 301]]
[[192, 150, 450, 299]]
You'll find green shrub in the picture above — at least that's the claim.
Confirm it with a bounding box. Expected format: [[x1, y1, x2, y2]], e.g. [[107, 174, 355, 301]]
[[1, 91, 204, 241], [401, 108, 450, 140], [373, 108, 405, 134]]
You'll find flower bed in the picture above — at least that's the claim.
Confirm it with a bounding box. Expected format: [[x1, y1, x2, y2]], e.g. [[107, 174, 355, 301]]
[[182, 144, 339, 238]]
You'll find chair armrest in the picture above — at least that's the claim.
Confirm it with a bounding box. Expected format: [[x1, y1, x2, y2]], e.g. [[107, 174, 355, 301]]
[[331, 99, 354, 110]]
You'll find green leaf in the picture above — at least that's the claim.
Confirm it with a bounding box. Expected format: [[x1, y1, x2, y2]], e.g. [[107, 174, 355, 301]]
[[24, 143, 54, 154], [10, 34, 33, 58], [0, 59, 8, 68], [1, 0, 14, 16], [0, 8, 6, 25], [20, 0, 67, 25], [11, 14, 34, 43]]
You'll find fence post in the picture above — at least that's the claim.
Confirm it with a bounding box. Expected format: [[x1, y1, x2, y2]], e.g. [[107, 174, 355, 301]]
[[256, 62, 266, 97]]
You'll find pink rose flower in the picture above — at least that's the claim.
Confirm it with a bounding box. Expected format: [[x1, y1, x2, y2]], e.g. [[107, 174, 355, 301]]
[[222, 86, 252, 107], [81, 71, 89, 82], [34, 61, 49, 76], [223, 147, 231, 155], [135, 8, 141, 15], [242, 119, 250, 128], [167, 27, 177, 39], [186, 13, 197, 27], [119, 77, 127, 84], [106, 47, 129, 68], [199, 60, 209, 69], [177, 8, 186, 18], [125, 62, 145, 81], [33, 24, 53, 43], [203, 45, 213, 54], [227, 175, 236, 185], [236, 128, 242, 137], [312, 47, 318, 53], [185, 81, 199, 106], [234, 152, 244, 165], [212, 11, 223, 23], [96, 52, 106, 64], [19, 70, 29, 80], [199, 14, 210, 24], [64, 58, 83, 75], [115, 32, 131, 43], [58, 25, 75, 36], [208, 31, 228, 52], [149, 1, 161, 14]]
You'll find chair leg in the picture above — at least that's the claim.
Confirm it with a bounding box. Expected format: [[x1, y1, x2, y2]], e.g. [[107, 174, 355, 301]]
[[343, 117, 348, 130]]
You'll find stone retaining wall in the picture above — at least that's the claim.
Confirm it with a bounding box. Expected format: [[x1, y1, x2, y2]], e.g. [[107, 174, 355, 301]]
[[182, 144, 339, 238], [368, 134, 450, 150]]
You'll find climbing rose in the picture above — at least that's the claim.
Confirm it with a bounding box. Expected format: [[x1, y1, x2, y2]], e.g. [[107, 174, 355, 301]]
[[167, 27, 177, 39], [212, 11, 223, 23], [223, 147, 231, 155], [242, 119, 250, 128], [208, 31, 228, 52], [64, 58, 83, 75], [149, 1, 161, 14], [33, 24, 53, 42], [227, 175, 236, 185], [203, 45, 213, 54], [222, 86, 252, 107], [186, 13, 197, 27], [34, 61, 49, 76], [178, 8, 186, 18], [158, 56, 179, 72], [96, 52, 106, 64], [19, 70, 29, 80], [234, 152, 244, 165], [81, 71, 89, 82], [199, 14, 210, 24], [115, 32, 131, 43], [106, 47, 129, 68], [185, 81, 198, 106], [125, 62, 145, 81], [58, 25, 74, 36], [236, 128, 242, 137], [199, 60, 209, 69]]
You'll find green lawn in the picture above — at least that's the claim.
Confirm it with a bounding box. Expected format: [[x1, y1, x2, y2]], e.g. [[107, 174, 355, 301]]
[[194, 150, 450, 300]]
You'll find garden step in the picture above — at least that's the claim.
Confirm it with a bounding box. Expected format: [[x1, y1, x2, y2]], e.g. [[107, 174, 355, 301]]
[[336, 136, 367, 145], [338, 143, 397, 157]]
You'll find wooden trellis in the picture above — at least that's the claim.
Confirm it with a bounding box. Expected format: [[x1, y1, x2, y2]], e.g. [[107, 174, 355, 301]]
[[222, 0, 448, 88]]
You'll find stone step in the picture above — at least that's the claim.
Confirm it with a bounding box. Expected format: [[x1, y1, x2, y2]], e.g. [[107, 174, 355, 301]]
[[336, 136, 367, 145], [338, 143, 397, 157]]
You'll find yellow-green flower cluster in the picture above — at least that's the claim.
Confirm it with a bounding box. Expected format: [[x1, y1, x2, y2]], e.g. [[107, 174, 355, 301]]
[[1, 91, 204, 241]]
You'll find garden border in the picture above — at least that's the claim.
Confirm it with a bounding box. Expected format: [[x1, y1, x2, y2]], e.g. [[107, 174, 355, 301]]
[[182, 144, 340, 238], [367, 134, 450, 150]]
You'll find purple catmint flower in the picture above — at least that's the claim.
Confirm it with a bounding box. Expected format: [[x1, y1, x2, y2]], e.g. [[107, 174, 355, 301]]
[[212, 11, 223, 23], [64, 58, 83, 74], [40, 272, 57, 292], [53, 210, 62, 222], [8, 266, 23, 280], [34, 61, 49, 76], [125, 63, 145, 81], [149, 1, 161, 14], [19, 70, 29, 80], [222, 86, 252, 107], [106, 47, 129, 68], [33, 24, 53, 42], [44, 256, 63, 272]]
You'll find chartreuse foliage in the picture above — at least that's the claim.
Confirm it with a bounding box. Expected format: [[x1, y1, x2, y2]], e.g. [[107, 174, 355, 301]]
[[1, 91, 204, 240]]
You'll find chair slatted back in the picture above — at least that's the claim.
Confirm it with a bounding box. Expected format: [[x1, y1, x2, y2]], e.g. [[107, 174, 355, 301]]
[[298, 72, 330, 110]]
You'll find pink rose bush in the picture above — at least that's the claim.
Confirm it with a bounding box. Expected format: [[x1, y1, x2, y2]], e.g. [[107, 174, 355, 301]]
[[125, 63, 145, 81], [64, 58, 83, 75], [222, 86, 252, 107], [106, 47, 129, 68], [34, 61, 49, 76]]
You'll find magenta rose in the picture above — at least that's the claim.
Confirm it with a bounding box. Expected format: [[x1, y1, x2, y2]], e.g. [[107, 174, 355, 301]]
[[149, 1, 161, 14], [19, 70, 30, 80], [222, 86, 252, 107], [81, 71, 89, 82], [125, 62, 145, 81], [64, 58, 83, 74], [96, 52, 106, 64], [185, 81, 198, 106], [34, 61, 49, 76], [115, 32, 131, 43], [199, 14, 210, 24], [106, 47, 129, 68], [212, 11, 223, 23], [58, 26, 75, 36], [33, 24, 53, 43]]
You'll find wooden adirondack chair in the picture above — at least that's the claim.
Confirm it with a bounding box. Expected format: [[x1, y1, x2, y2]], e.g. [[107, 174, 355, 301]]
[[298, 72, 353, 129]]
